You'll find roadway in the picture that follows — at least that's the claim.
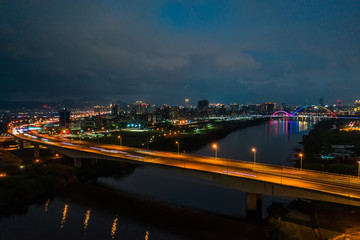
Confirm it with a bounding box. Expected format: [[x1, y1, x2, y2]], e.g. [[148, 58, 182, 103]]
[[8, 123, 360, 203]]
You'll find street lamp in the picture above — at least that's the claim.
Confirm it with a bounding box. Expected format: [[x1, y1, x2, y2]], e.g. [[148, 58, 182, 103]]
[[117, 135, 122, 146], [212, 144, 218, 158], [299, 153, 303, 170], [175, 141, 180, 154], [252, 148, 256, 164]]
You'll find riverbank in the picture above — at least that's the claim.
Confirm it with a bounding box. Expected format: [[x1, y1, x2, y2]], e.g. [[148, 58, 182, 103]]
[[57, 182, 267, 240], [0, 162, 76, 212], [300, 118, 360, 175], [93, 118, 268, 152], [266, 199, 360, 240], [0, 147, 139, 213]]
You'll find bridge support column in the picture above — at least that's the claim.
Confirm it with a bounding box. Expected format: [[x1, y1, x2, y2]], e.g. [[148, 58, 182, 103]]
[[34, 144, 40, 158], [246, 193, 262, 220], [18, 140, 24, 150], [74, 158, 82, 168]]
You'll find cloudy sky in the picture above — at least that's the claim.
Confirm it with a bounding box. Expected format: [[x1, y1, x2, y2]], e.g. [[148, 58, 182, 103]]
[[0, 0, 359, 105]]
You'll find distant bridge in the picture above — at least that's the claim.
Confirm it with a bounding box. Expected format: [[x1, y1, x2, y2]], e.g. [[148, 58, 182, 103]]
[[271, 105, 338, 118]]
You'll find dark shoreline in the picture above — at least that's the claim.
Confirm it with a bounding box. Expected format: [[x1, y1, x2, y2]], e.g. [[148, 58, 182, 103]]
[[57, 182, 267, 240]]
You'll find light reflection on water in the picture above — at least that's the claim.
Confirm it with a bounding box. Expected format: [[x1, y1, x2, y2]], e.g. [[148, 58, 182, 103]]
[[60, 204, 69, 229], [266, 118, 317, 137], [44, 199, 51, 212], [0, 197, 182, 240], [110, 215, 118, 239], [0, 120, 318, 240], [92, 120, 318, 221], [83, 208, 91, 230], [192, 119, 317, 166]]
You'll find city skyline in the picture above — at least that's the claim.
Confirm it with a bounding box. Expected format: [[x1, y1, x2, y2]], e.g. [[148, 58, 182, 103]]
[[2, 2, 360, 238], [1, 1, 359, 105]]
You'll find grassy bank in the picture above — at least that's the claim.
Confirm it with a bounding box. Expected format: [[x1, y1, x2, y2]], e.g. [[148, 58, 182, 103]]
[[94, 118, 268, 152]]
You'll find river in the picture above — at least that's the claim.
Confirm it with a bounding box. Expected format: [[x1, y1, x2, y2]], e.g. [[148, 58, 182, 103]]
[[0, 119, 317, 240]]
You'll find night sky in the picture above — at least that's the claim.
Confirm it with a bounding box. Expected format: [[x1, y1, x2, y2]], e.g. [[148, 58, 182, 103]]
[[0, 0, 359, 105]]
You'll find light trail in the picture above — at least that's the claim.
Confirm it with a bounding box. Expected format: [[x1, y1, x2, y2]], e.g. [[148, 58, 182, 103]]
[[9, 122, 360, 202]]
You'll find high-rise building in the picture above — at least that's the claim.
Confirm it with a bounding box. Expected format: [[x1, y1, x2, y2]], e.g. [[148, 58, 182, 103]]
[[59, 108, 71, 127], [197, 99, 209, 111], [110, 103, 119, 116], [319, 98, 324, 106], [185, 99, 189, 108], [135, 101, 143, 114], [230, 102, 239, 111], [260, 102, 276, 114], [337, 99, 343, 107]]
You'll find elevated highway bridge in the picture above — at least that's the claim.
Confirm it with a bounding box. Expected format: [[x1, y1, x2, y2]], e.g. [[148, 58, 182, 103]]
[[8, 122, 360, 217]]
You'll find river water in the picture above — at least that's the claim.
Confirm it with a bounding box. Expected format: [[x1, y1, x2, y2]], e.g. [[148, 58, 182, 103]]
[[0, 119, 317, 240]]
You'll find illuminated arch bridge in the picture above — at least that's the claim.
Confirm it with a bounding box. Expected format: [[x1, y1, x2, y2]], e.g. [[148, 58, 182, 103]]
[[271, 105, 337, 118]]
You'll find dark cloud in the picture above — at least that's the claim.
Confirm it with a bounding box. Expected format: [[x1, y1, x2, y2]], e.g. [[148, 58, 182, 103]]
[[0, 0, 359, 105]]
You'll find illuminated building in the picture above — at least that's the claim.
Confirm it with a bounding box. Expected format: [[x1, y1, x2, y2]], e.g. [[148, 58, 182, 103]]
[[337, 99, 342, 107], [185, 99, 189, 108], [110, 103, 119, 116], [260, 102, 276, 114], [354, 100, 360, 112], [135, 101, 144, 114], [230, 102, 239, 111]]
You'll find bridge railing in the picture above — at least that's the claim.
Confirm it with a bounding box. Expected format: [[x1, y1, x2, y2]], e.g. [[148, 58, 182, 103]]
[[188, 153, 360, 182], [12, 127, 360, 186]]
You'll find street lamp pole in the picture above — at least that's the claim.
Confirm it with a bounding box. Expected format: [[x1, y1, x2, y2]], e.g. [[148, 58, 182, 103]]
[[175, 141, 180, 154], [299, 153, 303, 170], [357, 161, 360, 177], [252, 148, 256, 164], [213, 144, 218, 158]]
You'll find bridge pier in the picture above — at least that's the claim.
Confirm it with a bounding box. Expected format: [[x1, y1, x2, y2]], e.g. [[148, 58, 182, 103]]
[[74, 158, 82, 168], [33, 144, 40, 158], [246, 192, 262, 220]]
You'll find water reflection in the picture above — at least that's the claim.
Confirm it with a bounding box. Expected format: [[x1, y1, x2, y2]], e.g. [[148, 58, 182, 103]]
[[267, 118, 317, 138], [44, 199, 51, 212], [83, 208, 91, 230], [60, 204, 69, 229], [192, 119, 317, 166], [145, 230, 150, 240], [110, 215, 118, 239], [0, 120, 324, 240], [83, 208, 91, 239]]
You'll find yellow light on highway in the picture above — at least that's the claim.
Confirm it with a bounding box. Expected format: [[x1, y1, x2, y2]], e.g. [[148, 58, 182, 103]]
[[252, 148, 256, 152]]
